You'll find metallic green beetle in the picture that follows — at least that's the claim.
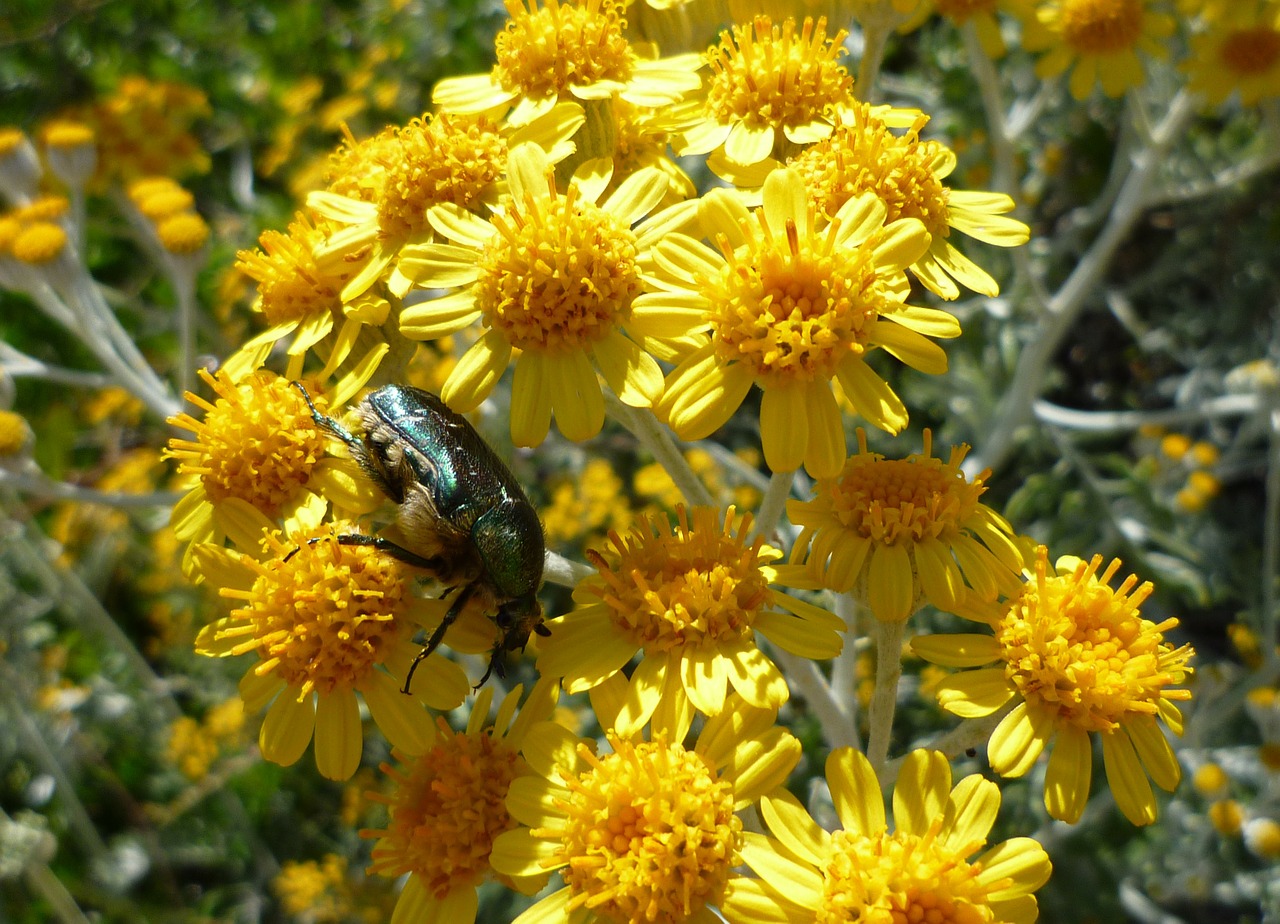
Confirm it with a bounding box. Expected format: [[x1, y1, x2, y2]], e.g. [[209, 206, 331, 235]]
[[295, 383, 547, 691]]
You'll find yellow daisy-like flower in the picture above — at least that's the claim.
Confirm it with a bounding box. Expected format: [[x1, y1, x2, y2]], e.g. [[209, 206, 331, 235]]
[[431, 0, 703, 125], [649, 168, 956, 477], [192, 520, 470, 780], [782, 430, 1028, 623], [902, 0, 1036, 57], [741, 747, 1053, 924], [397, 142, 688, 446], [913, 547, 1195, 826], [363, 680, 558, 924], [1023, 0, 1176, 100], [680, 15, 856, 168], [75, 75, 211, 186], [307, 105, 584, 304], [1184, 8, 1280, 106], [489, 697, 802, 924], [537, 505, 844, 740], [165, 368, 380, 553], [234, 213, 394, 379], [788, 103, 1030, 299]]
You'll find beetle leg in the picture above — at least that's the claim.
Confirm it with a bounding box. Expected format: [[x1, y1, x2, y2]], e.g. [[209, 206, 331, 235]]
[[476, 645, 507, 688], [281, 533, 447, 572], [292, 381, 361, 448], [403, 582, 478, 694]]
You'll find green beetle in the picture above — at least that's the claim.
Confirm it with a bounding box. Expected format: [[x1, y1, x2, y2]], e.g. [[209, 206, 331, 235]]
[[295, 383, 547, 691]]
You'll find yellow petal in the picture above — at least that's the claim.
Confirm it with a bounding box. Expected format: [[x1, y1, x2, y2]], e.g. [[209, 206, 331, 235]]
[[739, 830, 825, 903], [827, 746, 885, 836], [491, 830, 565, 878], [934, 668, 1017, 717], [725, 645, 790, 709], [521, 720, 588, 783], [761, 167, 810, 240], [975, 837, 1052, 896], [893, 749, 951, 837], [549, 349, 605, 441], [874, 320, 949, 375], [760, 385, 807, 473], [911, 633, 1000, 668], [614, 654, 667, 737], [803, 381, 846, 479], [866, 541, 914, 622], [1102, 729, 1158, 825], [651, 655, 696, 742], [593, 330, 664, 408], [987, 702, 1053, 778], [1044, 723, 1091, 823], [511, 351, 554, 448], [760, 788, 830, 866], [441, 329, 511, 412], [835, 357, 908, 434], [362, 670, 433, 757], [506, 775, 571, 828], [753, 609, 841, 659], [537, 607, 635, 692], [941, 773, 1000, 852], [260, 691, 315, 767], [682, 647, 728, 716], [1126, 714, 1180, 792], [723, 120, 775, 167], [431, 73, 516, 113], [314, 689, 362, 781]]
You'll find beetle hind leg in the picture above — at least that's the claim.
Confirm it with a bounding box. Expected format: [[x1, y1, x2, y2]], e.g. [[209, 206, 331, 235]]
[[402, 582, 478, 694]]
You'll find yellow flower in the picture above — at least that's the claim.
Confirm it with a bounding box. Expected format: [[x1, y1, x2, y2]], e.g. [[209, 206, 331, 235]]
[[739, 748, 1053, 923], [782, 430, 1028, 623], [165, 368, 380, 554], [913, 547, 1195, 826], [363, 680, 558, 924], [432, 0, 702, 125], [307, 105, 584, 304], [787, 103, 1030, 299], [192, 520, 469, 780], [537, 506, 844, 739], [649, 168, 954, 476], [398, 142, 685, 446], [489, 697, 801, 923], [680, 15, 856, 168], [0, 409, 31, 457], [74, 75, 211, 185], [1184, 8, 1280, 106], [273, 854, 356, 922], [1023, 0, 1176, 100]]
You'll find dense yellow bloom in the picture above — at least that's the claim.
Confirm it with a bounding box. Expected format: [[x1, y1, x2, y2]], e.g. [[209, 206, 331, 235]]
[[787, 104, 1030, 299], [192, 520, 469, 780], [538, 505, 843, 739], [741, 748, 1052, 923], [398, 143, 690, 446], [273, 855, 357, 923], [649, 168, 955, 476], [783, 430, 1028, 623], [490, 698, 802, 923], [914, 547, 1195, 826], [307, 106, 584, 304], [73, 75, 211, 184], [1184, 7, 1280, 106], [166, 368, 380, 553], [1023, 0, 1175, 99], [680, 15, 856, 168], [363, 681, 557, 924], [432, 0, 702, 124]]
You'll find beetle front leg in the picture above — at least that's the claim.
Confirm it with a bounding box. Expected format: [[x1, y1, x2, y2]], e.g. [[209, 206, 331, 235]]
[[291, 381, 361, 448], [402, 581, 478, 694]]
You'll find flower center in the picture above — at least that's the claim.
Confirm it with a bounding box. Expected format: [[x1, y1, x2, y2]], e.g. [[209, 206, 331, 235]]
[[705, 213, 881, 385], [238, 218, 349, 326], [228, 525, 413, 696], [819, 828, 992, 924], [377, 114, 508, 239], [493, 0, 635, 100], [791, 109, 952, 239], [1220, 26, 1280, 76], [997, 552, 1193, 733], [586, 508, 775, 652], [166, 370, 327, 515], [475, 181, 641, 352], [551, 736, 741, 922], [934, 0, 997, 19], [823, 445, 984, 545], [367, 724, 523, 896], [706, 16, 853, 133], [1060, 0, 1145, 54]]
